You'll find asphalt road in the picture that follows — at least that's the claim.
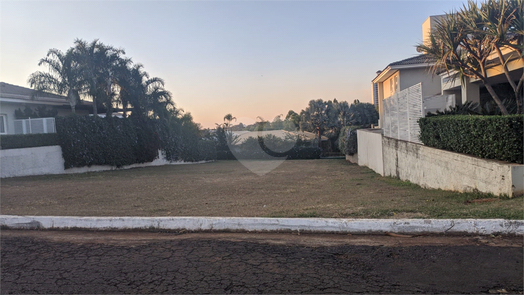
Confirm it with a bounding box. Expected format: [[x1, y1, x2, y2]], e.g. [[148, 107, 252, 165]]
[[1, 230, 522, 294]]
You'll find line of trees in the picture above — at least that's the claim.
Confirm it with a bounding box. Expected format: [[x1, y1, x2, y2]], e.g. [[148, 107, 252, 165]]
[[28, 39, 174, 119], [417, 0, 523, 114], [220, 99, 378, 149]]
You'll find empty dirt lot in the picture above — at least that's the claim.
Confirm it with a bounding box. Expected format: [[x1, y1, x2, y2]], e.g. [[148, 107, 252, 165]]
[[1, 159, 522, 219]]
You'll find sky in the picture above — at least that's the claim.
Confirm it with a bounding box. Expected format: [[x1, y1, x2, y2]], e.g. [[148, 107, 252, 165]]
[[0, 0, 467, 128]]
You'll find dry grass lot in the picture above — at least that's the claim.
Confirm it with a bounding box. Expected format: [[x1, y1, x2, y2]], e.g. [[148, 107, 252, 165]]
[[1, 159, 522, 219]]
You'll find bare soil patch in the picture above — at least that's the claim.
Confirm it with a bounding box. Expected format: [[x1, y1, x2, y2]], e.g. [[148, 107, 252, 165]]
[[1, 159, 522, 219]]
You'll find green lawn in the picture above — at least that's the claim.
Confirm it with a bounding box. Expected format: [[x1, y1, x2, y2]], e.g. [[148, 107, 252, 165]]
[[1, 159, 522, 219]]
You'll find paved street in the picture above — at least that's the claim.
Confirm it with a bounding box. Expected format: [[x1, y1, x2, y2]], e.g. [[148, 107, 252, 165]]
[[1, 230, 522, 294]]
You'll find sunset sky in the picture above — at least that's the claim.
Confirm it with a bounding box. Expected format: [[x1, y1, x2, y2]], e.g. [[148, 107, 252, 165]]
[[0, 0, 466, 128]]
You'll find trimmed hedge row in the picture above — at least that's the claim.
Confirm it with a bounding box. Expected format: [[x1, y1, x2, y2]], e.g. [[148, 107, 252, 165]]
[[55, 115, 217, 169], [418, 115, 523, 164], [0, 133, 59, 150], [55, 116, 158, 168]]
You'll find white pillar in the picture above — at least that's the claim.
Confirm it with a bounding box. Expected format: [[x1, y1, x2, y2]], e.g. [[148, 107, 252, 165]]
[[461, 80, 480, 105]]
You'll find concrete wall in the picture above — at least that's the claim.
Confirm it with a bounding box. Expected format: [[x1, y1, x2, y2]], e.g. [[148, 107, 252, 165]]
[[381, 136, 523, 197], [356, 129, 523, 196], [357, 129, 384, 175], [0, 146, 200, 178]]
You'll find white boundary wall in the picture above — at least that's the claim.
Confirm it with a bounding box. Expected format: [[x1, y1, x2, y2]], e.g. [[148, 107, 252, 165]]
[[357, 129, 384, 175], [0, 145, 202, 178], [357, 130, 524, 197]]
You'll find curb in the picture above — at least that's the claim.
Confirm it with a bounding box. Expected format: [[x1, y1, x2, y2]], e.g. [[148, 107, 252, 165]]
[[1, 215, 523, 235]]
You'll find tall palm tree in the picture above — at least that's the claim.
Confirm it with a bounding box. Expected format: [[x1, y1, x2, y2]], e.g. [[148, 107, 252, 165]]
[[28, 48, 82, 113], [73, 39, 125, 116]]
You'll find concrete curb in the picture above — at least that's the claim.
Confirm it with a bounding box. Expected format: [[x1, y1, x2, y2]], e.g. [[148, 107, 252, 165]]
[[1, 215, 523, 235]]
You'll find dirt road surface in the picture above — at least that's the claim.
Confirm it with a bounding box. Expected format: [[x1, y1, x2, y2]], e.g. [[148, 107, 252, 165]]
[[1, 230, 522, 294]]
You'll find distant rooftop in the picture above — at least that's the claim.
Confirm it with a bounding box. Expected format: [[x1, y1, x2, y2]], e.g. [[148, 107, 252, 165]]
[[388, 54, 436, 67]]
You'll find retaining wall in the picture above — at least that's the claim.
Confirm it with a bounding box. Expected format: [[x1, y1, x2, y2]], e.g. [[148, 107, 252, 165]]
[[0, 145, 196, 178], [356, 129, 524, 197]]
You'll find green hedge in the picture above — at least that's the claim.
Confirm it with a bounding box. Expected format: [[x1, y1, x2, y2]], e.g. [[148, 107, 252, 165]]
[[56, 116, 159, 168], [0, 133, 59, 150], [196, 140, 217, 161], [418, 115, 523, 164], [338, 126, 362, 155]]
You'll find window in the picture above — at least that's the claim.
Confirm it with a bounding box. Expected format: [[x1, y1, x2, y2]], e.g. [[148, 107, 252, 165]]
[[0, 114, 7, 134]]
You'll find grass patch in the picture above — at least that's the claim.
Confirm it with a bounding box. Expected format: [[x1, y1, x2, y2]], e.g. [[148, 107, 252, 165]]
[[1, 159, 522, 219]]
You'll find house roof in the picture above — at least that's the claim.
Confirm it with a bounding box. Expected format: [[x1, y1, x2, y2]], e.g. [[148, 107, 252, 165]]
[[0, 82, 94, 109], [388, 54, 436, 66], [372, 54, 436, 84], [0, 82, 66, 101]]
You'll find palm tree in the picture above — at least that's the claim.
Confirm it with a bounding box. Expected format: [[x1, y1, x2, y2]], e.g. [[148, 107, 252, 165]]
[[145, 81, 175, 120], [115, 61, 175, 119], [73, 39, 125, 116], [417, 7, 510, 114], [476, 0, 523, 113], [28, 48, 82, 113]]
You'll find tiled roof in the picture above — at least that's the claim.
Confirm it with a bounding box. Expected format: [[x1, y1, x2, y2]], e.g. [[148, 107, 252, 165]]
[[388, 54, 436, 67], [0, 82, 66, 100]]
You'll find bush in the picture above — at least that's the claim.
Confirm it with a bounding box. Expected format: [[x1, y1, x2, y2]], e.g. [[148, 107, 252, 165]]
[[338, 126, 362, 155], [418, 115, 523, 164], [55, 115, 159, 169], [0, 133, 59, 150], [286, 146, 322, 159], [196, 140, 217, 161]]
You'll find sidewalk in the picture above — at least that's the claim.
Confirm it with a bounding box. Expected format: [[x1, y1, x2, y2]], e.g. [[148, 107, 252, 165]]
[[1, 215, 523, 235]]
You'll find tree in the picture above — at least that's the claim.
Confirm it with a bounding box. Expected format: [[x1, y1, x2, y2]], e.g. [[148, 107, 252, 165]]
[[284, 110, 301, 131], [476, 0, 523, 112], [417, 0, 524, 115], [215, 114, 238, 145], [335, 100, 352, 127], [73, 39, 125, 116], [348, 100, 379, 127], [28, 48, 82, 113], [270, 114, 284, 130], [300, 99, 338, 148]]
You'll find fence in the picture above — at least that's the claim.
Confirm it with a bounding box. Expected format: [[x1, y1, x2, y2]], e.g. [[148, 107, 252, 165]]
[[382, 83, 423, 143], [13, 117, 56, 135], [382, 83, 455, 144]]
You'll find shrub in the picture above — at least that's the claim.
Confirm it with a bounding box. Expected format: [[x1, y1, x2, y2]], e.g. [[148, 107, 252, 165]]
[[418, 115, 523, 164], [0, 133, 59, 150], [55, 115, 159, 169], [338, 126, 362, 155], [196, 140, 217, 161]]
